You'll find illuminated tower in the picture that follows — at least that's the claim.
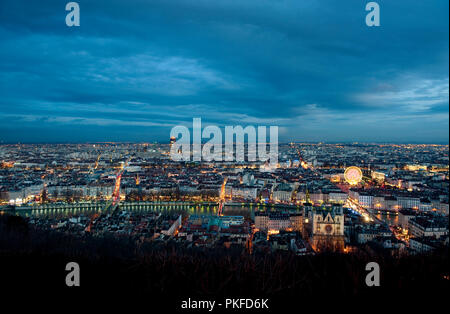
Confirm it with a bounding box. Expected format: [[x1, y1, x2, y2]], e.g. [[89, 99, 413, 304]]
[[135, 174, 140, 186], [169, 136, 177, 154], [305, 188, 311, 204]]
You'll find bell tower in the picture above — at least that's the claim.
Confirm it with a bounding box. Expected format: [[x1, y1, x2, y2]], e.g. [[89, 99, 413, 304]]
[[310, 205, 345, 252]]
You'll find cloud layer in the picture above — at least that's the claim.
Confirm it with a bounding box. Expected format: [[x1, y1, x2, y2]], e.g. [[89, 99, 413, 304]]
[[0, 0, 448, 143]]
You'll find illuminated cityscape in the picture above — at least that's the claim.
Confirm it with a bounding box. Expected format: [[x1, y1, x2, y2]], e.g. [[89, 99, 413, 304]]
[[0, 0, 448, 310], [1, 142, 448, 255]]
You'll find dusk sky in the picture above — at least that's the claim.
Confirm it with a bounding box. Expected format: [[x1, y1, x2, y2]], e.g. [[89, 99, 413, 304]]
[[0, 0, 448, 143]]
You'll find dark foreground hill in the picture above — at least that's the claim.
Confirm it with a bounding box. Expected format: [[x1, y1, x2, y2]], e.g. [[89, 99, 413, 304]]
[[0, 214, 448, 312]]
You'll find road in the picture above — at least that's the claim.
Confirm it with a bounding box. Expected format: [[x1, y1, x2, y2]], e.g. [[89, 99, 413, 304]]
[[345, 197, 387, 226]]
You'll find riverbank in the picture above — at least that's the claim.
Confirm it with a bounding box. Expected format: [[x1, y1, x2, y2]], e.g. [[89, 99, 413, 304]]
[[0, 200, 301, 216]]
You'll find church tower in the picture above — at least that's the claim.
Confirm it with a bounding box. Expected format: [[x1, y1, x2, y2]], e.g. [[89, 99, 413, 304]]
[[310, 205, 345, 252]]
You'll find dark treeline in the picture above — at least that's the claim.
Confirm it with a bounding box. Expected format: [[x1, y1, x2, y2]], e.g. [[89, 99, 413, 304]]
[[0, 214, 448, 309]]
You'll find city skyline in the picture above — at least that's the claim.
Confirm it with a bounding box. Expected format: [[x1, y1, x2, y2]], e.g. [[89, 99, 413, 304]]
[[0, 0, 448, 143], [1, 140, 449, 145], [0, 1, 448, 309]]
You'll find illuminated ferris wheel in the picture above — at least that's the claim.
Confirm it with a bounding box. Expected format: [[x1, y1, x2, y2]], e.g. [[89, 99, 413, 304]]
[[344, 166, 363, 185]]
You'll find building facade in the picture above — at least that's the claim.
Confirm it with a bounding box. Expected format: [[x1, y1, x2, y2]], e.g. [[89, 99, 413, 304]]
[[310, 205, 345, 252]]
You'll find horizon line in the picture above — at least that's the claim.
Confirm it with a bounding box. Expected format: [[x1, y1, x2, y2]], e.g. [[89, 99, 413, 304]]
[[0, 141, 448, 146]]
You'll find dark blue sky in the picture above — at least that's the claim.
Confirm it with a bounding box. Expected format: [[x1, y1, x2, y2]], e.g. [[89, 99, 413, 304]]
[[0, 0, 448, 143]]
